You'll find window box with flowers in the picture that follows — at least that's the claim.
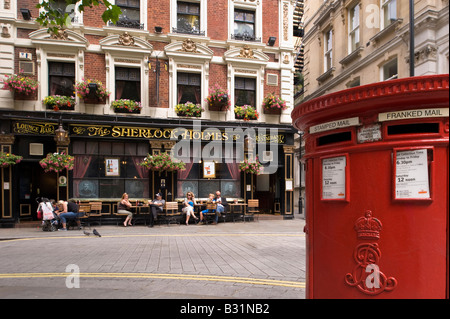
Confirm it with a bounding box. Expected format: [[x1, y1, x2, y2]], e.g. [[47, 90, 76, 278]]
[[239, 157, 262, 175], [140, 153, 186, 173], [205, 84, 230, 111], [262, 93, 287, 114], [0, 152, 22, 168], [234, 105, 259, 121], [175, 101, 203, 117], [74, 78, 110, 104], [39, 152, 74, 173], [111, 99, 142, 113], [43, 95, 76, 111], [2, 74, 39, 100]]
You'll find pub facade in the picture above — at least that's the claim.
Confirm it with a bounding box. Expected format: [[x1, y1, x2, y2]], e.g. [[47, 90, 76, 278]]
[[0, 0, 298, 226]]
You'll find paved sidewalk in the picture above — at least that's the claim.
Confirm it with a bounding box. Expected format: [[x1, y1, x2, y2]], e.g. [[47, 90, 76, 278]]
[[0, 216, 306, 300]]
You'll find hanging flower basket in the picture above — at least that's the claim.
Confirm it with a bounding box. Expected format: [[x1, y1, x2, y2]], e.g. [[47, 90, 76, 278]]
[[43, 95, 76, 111], [262, 93, 287, 114], [205, 84, 230, 111], [39, 152, 74, 173], [75, 78, 110, 103], [3, 74, 39, 99], [175, 101, 203, 117], [0, 152, 23, 168], [239, 157, 262, 175], [140, 152, 186, 173], [234, 105, 259, 121], [111, 99, 142, 113]]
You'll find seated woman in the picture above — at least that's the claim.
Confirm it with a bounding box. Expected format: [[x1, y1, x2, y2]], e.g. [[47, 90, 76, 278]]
[[118, 193, 133, 227], [200, 193, 218, 225], [182, 191, 198, 225]]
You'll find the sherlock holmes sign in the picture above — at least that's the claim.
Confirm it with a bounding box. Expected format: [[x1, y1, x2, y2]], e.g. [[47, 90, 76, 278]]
[[69, 124, 286, 144], [12, 121, 285, 144]]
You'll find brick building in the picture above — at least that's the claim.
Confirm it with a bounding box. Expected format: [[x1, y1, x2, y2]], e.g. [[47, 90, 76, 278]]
[[0, 0, 300, 226]]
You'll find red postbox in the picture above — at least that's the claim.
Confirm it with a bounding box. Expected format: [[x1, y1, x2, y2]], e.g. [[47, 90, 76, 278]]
[[292, 75, 449, 299]]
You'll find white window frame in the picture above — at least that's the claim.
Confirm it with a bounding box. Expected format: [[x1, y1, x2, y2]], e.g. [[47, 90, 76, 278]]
[[229, 0, 262, 43], [171, 0, 207, 36], [380, 57, 398, 81], [112, 0, 148, 30], [324, 29, 333, 72], [381, 0, 397, 30], [348, 3, 360, 54]]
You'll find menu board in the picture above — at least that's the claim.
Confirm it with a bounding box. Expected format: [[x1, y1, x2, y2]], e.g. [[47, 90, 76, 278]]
[[322, 156, 346, 200], [395, 149, 430, 199]]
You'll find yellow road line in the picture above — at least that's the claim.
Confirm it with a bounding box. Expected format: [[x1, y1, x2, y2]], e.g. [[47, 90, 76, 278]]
[[0, 272, 306, 288], [1, 233, 304, 243]]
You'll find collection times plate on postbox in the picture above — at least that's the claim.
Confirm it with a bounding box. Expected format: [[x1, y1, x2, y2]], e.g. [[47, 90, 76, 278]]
[[322, 156, 347, 200], [394, 149, 430, 199]]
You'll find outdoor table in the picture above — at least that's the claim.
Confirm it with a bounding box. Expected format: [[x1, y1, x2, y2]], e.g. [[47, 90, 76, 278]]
[[228, 203, 247, 222]]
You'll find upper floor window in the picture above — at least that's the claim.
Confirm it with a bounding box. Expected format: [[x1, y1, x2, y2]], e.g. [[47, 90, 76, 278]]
[[175, 1, 203, 35], [348, 4, 360, 53], [235, 77, 256, 107], [48, 62, 75, 96], [49, 0, 78, 23], [382, 57, 398, 81], [115, 67, 141, 102], [381, 0, 397, 29], [233, 9, 258, 41], [324, 29, 333, 71], [115, 0, 143, 29], [177, 72, 201, 104]]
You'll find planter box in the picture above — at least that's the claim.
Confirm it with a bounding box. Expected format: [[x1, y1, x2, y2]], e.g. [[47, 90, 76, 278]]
[[235, 114, 257, 120], [83, 97, 106, 104], [208, 100, 228, 111], [263, 107, 282, 115], [177, 112, 202, 118], [14, 91, 37, 101], [45, 104, 75, 111], [114, 108, 141, 114]]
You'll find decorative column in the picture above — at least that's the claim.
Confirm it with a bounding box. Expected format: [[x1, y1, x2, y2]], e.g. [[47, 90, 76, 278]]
[[283, 145, 294, 218], [0, 134, 15, 226], [55, 123, 70, 201]]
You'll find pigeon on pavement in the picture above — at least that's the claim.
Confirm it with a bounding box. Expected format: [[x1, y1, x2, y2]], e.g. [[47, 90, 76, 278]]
[[93, 229, 101, 237], [83, 231, 91, 236]]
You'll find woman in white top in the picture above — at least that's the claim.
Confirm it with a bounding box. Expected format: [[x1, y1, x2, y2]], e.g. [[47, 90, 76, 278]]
[[182, 191, 198, 225]]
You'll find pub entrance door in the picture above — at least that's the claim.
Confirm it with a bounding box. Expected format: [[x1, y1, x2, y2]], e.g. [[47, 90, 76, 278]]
[[18, 161, 57, 220], [254, 173, 278, 213]]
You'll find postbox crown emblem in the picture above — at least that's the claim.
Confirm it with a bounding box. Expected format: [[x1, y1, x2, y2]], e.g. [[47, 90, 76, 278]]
[[354, 210, 382, 240]]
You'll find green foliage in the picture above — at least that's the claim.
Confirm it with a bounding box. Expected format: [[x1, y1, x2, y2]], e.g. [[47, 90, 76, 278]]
[[36, 0, 122, 35]]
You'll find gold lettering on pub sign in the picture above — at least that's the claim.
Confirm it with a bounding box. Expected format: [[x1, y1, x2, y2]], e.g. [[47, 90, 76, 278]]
[[13, 122, 56, 135], [70, 124, 285, 144]]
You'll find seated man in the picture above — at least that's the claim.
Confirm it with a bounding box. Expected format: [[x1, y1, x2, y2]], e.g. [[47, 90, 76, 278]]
[[148, 193, 165, 227], [56, 199, 83, 231], [214, 191, 228, 223]]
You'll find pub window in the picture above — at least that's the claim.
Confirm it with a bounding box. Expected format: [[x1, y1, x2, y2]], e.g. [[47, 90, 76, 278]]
[[235, 77, 256, 107], [72, 141, 149, 199], [48, 62, 75, 96], [177, 72, 201, 104], [233, 9, 256, 41], [115, 0, 142, 29], [115, 67, 141, 102], [176, 1, 201, 35]]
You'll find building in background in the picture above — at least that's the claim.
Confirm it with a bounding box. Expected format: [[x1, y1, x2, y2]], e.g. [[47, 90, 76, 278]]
[[0, 0, 299, 226]]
